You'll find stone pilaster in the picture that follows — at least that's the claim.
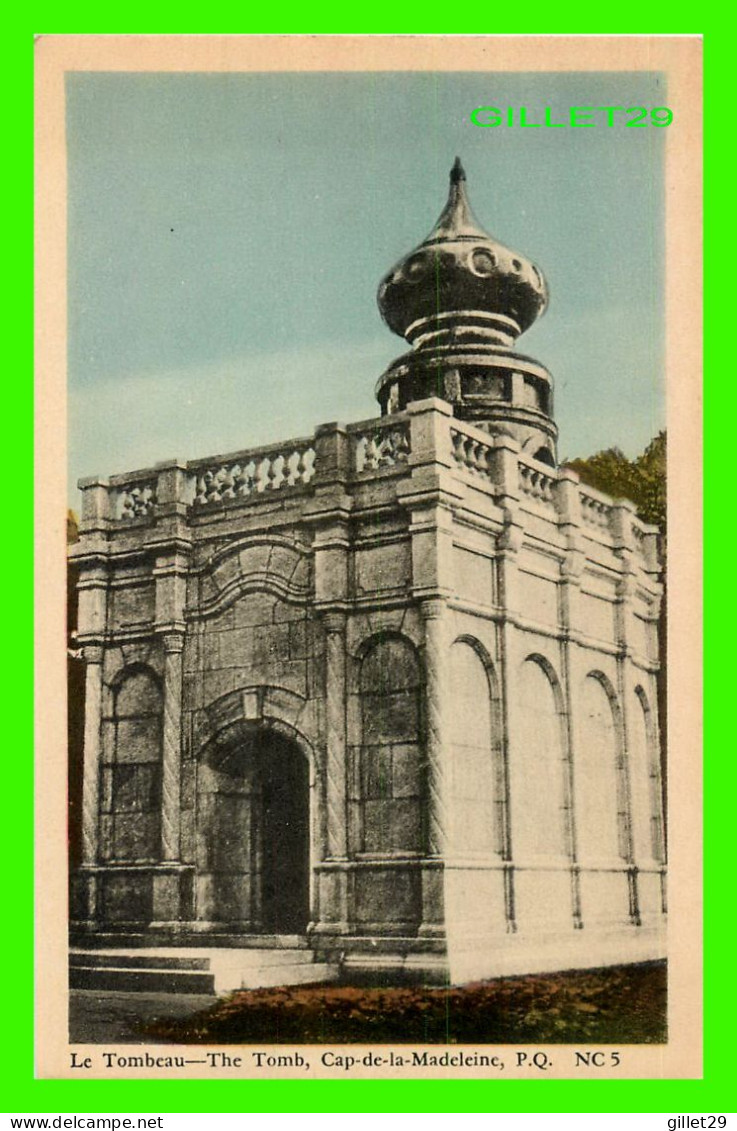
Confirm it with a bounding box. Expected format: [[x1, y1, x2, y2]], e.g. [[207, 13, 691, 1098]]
[[559, 642, 582, 929], [317, 611, 350, 934], [154, 554, 188, 638], [493, 438, 523, 931], [81, 644, 104, 867], [420, 598, 450, 857], [160, 632, 184, 863], [77, 477, 111, 535], [153, 520, 189, 868], [495, 550, 520, 934], [304, 432, 353, 934], [399, 401, 462, 936], [611, 501, 640, 925], [322, 612, 348, 860], [154, 459, 190, 519], [151, 470, 191, 901], [75, 552, 109, 879], [556, 469, 585, 927], [76, 561, 108, 645], [304, 424, 352, 612], [419, 598, 451, 937]]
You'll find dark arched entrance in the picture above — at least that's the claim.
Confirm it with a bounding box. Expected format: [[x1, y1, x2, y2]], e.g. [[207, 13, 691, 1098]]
[[257, 732, 310, 932], [199, 726, 310, 934]]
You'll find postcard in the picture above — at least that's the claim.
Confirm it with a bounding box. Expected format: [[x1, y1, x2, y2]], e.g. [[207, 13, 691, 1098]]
[[34, 34, 702, 1081]]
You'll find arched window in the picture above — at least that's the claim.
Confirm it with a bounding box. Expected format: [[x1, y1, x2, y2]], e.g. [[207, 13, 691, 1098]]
[[510, 656, 568, 860], [576, 673, 628, 862], [357, 636, 423, 853], [533, 446, 555, 467], [100, 667, 162, 862], [449, 641, 502, 855]]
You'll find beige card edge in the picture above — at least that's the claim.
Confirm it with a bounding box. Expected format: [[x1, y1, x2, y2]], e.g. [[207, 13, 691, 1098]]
[[34, 33, 703, 1083]]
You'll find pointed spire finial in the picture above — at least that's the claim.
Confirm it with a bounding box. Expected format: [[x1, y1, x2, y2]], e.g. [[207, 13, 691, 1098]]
[[422, 157, 484, 243]]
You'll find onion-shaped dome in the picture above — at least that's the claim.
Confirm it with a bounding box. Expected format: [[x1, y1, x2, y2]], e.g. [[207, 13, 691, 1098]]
[[377, 158, 548, 344], [375, 159, 558, 463]]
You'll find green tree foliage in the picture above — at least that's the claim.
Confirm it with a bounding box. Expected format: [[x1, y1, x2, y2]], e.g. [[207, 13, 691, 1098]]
[[564, 431, 666, 533]]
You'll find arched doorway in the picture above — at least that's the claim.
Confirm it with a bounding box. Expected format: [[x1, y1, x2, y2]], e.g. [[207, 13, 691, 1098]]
[[198, 726, 310, 934], [258, 733, 310, 933]]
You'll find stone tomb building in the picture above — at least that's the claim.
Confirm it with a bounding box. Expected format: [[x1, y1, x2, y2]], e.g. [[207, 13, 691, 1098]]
[[71, 161, 666, 989]]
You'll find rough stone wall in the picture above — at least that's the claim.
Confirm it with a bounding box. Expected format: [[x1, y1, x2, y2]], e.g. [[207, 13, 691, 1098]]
[[71, 399, 665, 974], [183, 584, 324, 927]]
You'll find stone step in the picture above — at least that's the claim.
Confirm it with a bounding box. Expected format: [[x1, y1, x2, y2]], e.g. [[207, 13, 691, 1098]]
[[70, 932, 310, 950], [69, 951, 211, 972], [70, 965, 217, 995], [69, 945, 339, 994], [70, 947, 314, 969], [209, 948, 315, 967], [339, 951, 449, 986], [314, 934, 446, 955], [226, 962, 337, 990]]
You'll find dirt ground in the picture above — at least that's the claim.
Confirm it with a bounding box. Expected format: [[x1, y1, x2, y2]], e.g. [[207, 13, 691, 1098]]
[[142, 960, 666, 1045]]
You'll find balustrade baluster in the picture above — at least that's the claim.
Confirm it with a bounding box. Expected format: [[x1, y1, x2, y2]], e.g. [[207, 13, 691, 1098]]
[[221, 466, 235, 499]]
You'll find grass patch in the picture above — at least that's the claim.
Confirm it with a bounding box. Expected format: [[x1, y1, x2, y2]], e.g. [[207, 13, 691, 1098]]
[[142, 960, 666, 1045]]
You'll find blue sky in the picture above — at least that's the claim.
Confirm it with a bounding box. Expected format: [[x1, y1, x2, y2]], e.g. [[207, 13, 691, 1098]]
[[67, 70, 666, 502]]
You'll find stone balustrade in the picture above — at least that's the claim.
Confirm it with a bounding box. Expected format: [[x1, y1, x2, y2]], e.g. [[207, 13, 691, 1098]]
[[190, 442, 316, 507], [446, 411, 658, 568], [77, 400, 659, 572], [351, 417, 411, 473], [630, 517, 661, 571], [517, 458, 557, 508], [116, 481, 157, 519], [579, 488, 615, 530], [450, 425, 495, 483]]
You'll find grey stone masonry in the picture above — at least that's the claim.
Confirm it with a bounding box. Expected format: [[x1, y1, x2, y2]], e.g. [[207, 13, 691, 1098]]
[[71, 397, 664, 982]]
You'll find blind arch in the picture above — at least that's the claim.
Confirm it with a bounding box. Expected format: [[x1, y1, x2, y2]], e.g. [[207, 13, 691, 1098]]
[[449, 639, 503, 856], [510, 655, 569, 860], [576, 672, 629, 863], [357, 634, 424, 854], [100, 665, 163, 862], [632, 685, 665, 862]]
